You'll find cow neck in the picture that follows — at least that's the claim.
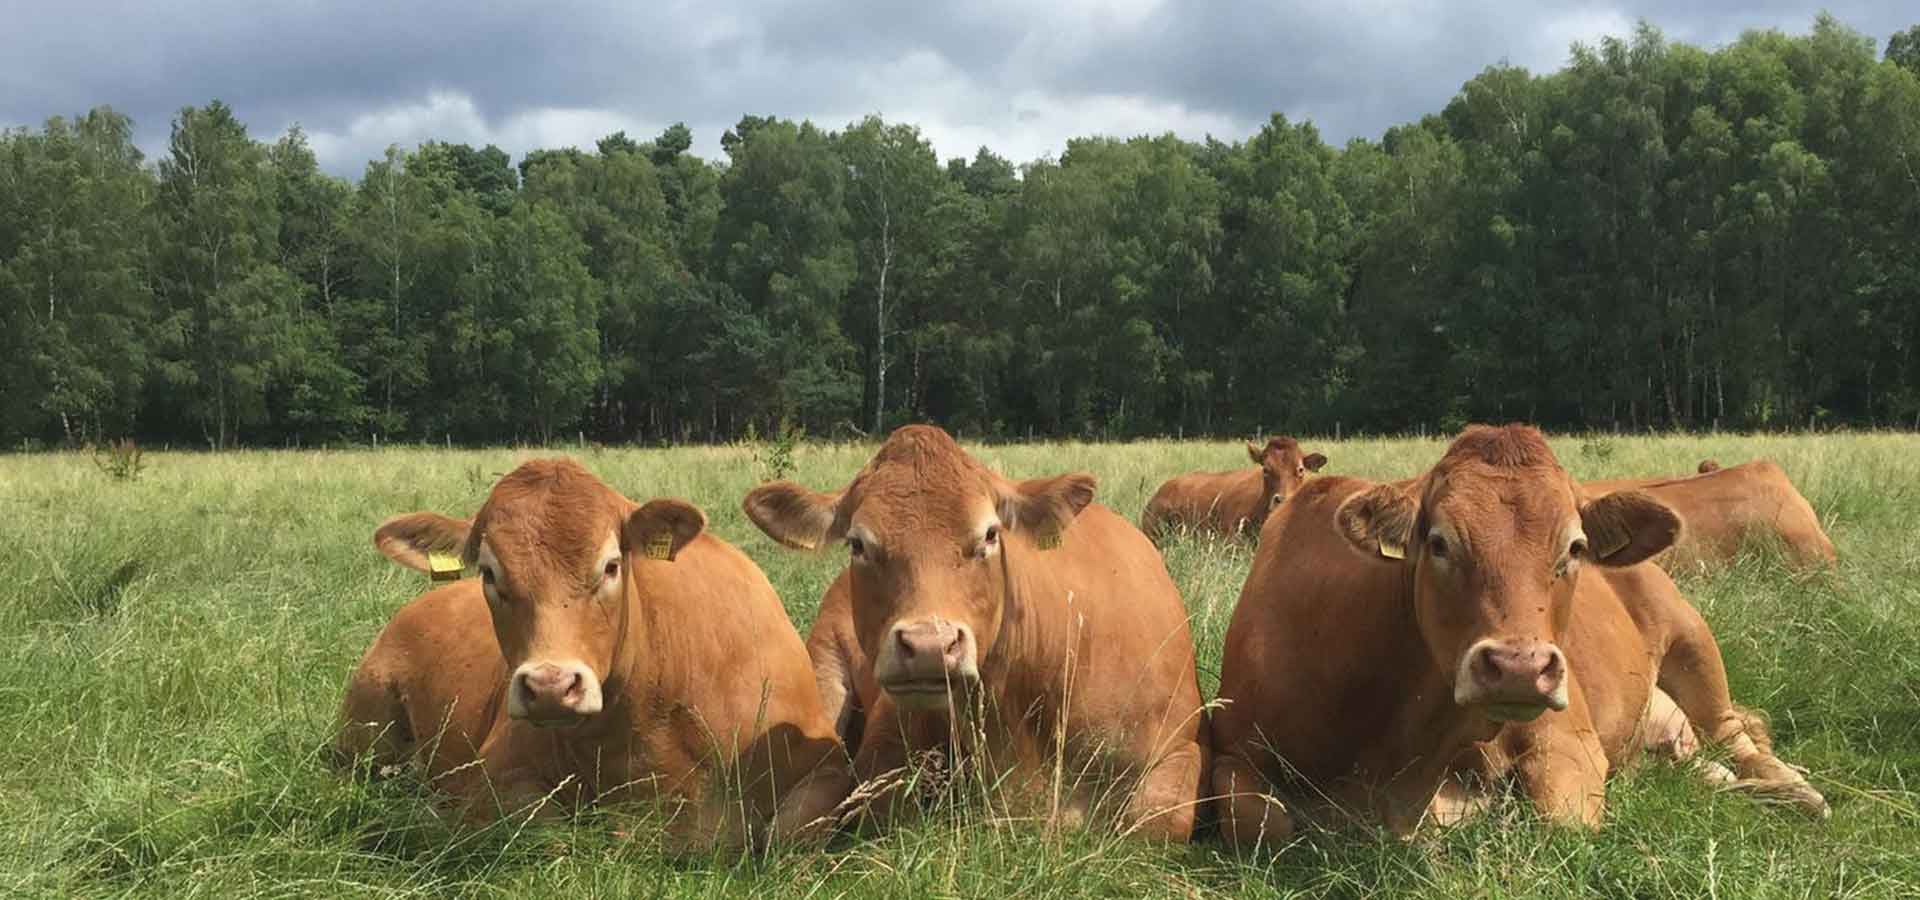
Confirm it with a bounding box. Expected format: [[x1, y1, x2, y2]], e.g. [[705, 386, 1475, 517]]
[[1237, 470, 1267, 533], [982, 537, 1069, 725]]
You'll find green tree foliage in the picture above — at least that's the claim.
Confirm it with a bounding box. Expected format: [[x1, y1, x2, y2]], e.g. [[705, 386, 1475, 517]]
[[488, 200, 602, 442], [714, 116, 859, 433], [3, 15, 1917, 447], [1889, 25, 1920, 74], [0, 108, 154, 445], [1211, 118, 1348, 431], [150, 101, 304, 448], [835, 116, 957, 433], [263, 127, 364, 439]]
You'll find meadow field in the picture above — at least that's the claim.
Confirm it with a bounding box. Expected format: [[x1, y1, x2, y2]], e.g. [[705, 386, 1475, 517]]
[[2, 431, 1917, 898]]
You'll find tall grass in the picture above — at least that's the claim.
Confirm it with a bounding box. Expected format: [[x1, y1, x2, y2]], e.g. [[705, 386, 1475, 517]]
[[2, 432, 1916, 897]]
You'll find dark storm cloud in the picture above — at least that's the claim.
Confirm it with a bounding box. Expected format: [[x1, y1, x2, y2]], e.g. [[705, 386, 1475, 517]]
[[2, 1, 1910, 177], [1044, 1, 1914, 143]]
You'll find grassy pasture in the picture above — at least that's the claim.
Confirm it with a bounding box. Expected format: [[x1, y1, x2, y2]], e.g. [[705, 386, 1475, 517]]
[[2, 431, 1918, 898]]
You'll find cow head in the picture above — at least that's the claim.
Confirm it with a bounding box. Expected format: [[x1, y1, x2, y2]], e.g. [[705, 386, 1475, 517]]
[[1247, 436, 1328, 519], [373, 459, 704, 727], [1336, 425, 1677, 722], [745, 425, 1094, 712]]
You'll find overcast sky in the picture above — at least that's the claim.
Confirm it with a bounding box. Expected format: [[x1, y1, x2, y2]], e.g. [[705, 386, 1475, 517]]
[[2, 2, 1910, 177]]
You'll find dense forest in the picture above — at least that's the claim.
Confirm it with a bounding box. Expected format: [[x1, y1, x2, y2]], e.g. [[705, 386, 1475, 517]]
[[3, 16, 1919, 448]]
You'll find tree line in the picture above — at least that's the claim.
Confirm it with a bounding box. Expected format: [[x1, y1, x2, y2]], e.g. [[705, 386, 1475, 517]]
[[4, 16, 1919, 449]]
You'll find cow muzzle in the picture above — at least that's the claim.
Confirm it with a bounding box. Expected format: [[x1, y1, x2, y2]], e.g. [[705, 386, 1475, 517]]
[[1454, 638, 1568, 720], [509, 660, 604, 725], [875, 617, 979, 709]]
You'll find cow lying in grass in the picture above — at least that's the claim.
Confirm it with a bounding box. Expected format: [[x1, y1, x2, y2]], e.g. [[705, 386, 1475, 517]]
[[1211, 425, 1827, 848], [1141, 436, 1328, 541], [745, 425, 1208, 840], [1583, 459, 1837, 572], [334, 458, 850, 851]]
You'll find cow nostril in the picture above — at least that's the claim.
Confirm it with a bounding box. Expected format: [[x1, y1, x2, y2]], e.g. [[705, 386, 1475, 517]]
[[1473, 647, 1502, 684], [896, 629, 917, 658], [1540, 650, 1563, 679]]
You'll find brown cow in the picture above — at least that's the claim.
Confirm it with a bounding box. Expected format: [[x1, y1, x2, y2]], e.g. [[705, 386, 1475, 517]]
[[1583, 459, 1836, 572], [1141, 436, 1328, 540], [744, 425, 1207, 840], [1211, 426, 1825, 847], [334, 459, 850, 851]]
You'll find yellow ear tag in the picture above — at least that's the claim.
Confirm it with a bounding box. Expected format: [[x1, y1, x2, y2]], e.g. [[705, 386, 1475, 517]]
[[1378, 539, 1406, 561], [426, 551, 464, 582], [644, 533, 674, 561], [1036, 526, 1062, 551]]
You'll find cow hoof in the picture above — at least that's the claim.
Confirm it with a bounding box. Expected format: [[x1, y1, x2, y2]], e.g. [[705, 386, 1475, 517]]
[[1724, 778, 1831, 820], [1690, 758, 1736, 786]]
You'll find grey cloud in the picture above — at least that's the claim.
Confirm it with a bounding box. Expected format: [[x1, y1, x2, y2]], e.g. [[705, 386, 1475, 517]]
[[2, 0, 1910, 177]]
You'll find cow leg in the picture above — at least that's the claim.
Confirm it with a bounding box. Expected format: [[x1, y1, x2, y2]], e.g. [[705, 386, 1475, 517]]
[[1638, 686, 1738, 785], [1122, 737, 1203, 841], [1654, 607, 1829, 818], [766, 741, 856, 850], [333, 666, 412, 773], [1211, 751, 1294, 853], [1427, 769, 1493, 826], [1509, 721, 1609, 829], [422, 725, 570, 825], [442, 765, 570, 826], [843, 700, 922, 833], [1640, 687, 1697, 761]]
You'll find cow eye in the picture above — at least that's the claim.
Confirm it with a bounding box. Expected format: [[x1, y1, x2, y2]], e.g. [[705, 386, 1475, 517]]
[[984, 525, 1000, 545], [848, 536, 866, 559], [479, 566, 504, 604], [603, 559, 620, 581], [1427, 534, 1448, 559], [1569, 538, 1588, 560]]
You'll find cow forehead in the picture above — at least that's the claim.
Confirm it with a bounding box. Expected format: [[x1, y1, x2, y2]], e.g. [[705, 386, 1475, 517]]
[[1263, 447, 1301, 469], [842, 427, 1004, 539], [846, 468, 998, 539], [472, 461, 627, 571], [1425, 465, 1578, 547]]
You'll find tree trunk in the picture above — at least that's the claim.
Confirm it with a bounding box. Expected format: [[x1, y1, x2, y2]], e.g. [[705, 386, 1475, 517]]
[[874, 220, 891, 434]]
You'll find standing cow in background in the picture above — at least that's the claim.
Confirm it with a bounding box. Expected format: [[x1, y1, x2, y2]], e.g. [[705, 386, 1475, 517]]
[[744, 425, 1207, 840], [335, 459, 850, 851], [1211, 425, 1826, 848], [1141, 436, 1329, 540]]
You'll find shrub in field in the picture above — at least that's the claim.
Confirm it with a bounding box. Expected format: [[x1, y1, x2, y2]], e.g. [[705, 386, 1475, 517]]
[[1579, 434, 1616, 463], [91, 438, 146, 482], [746, 417, 806, 481]]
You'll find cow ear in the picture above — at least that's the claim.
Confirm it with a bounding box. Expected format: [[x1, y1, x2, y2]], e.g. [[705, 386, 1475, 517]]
[[626, 499, 706, 562], [1579, 490, 1679, 568], [1697, 459, 1721, 474], [1246, 442, 1265, 465], [743, 482, 846, 551], [1304, 452, 1329, 472], [1337, 484, 1417, 561], [999, 473, 1097, 550], [374, 513, 473, 574]]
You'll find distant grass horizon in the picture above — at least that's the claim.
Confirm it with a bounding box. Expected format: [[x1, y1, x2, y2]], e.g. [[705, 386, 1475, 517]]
[[23, 423, 1920, 457], [2, 432, 1915, 897]]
